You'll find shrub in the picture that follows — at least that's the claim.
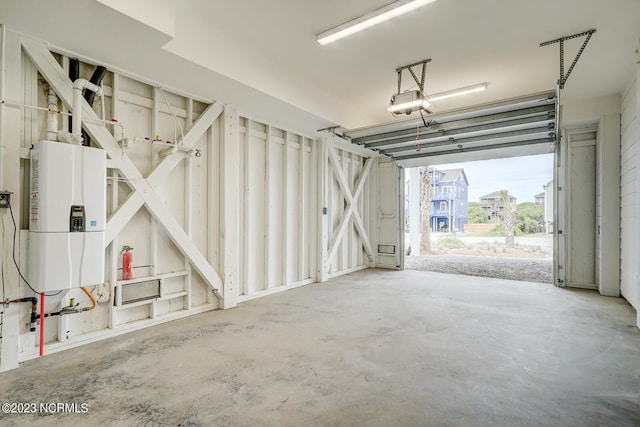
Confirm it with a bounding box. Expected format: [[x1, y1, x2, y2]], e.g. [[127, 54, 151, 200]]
[[436, 236, 466, 249], [468, 202, 488, 224], [487, 223, 522, 236], [516, 202, 545, 234]]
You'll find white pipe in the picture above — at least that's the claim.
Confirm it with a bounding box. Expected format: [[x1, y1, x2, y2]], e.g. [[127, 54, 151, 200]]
[[71, 78, 103, 144], [100, 90, 105, 124], [0, 100, 71, 115], [46, 86, 59, 141]]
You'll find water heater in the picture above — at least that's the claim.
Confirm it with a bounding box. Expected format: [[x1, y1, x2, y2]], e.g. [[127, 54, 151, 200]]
[[29, 141, 106, 292]]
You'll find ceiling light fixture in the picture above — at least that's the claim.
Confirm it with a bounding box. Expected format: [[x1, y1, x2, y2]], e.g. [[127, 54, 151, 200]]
[[316, 0, 438, 46], [388, 91, 430, 114], [427, 83, 488, 101]]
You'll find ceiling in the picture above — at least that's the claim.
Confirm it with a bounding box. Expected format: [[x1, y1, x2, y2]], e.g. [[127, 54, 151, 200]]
[[1, 0, 639, 136]]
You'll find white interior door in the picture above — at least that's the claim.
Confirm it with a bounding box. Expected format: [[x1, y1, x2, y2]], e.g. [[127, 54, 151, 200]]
[[375, 159, 404, 269], [566, 131, 597, 289]]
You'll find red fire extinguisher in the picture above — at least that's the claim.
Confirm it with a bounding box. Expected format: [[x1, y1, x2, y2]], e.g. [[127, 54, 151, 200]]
[[121, 246, 133, 280]]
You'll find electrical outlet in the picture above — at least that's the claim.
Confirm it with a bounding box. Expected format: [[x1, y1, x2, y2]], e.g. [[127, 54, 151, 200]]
[[0, 191, 11, 209]]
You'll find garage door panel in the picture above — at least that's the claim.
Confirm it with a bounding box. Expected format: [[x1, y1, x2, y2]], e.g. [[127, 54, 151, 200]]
[[348, 92, 556, 166]]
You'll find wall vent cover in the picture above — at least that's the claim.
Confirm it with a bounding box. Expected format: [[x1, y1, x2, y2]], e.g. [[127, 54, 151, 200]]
[[117, 280, 161, 305], [378, 244, 396, 254]]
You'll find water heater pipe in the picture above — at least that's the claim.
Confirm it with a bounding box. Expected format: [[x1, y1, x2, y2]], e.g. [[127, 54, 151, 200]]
[[46, 86, 59, 141], [71, 78, 103, 144], [80, 286, 97, 311], [68, 58, 79, 132], [82, 66, 107, 146]]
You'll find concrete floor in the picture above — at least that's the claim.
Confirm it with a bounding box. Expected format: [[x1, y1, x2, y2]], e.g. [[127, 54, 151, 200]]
[[1, 269, 639, 426]]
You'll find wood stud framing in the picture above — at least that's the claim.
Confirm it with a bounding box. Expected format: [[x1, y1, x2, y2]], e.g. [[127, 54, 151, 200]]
[[236, 121, 317, 301], [326, 144, 374, 268], [221, 106, 240, 308], [3, 35, 383, 370], [282, 131, 289, 286], [21, 38, 224, 304], [318, 134, 378, 281]]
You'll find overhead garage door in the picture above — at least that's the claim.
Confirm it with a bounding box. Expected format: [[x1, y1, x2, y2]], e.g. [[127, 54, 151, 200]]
[[346, 91, 557, 168], [343, 91, 558, 279]]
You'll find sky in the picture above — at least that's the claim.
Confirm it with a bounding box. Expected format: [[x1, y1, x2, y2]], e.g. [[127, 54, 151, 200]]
[[430, 153, 554, 203]]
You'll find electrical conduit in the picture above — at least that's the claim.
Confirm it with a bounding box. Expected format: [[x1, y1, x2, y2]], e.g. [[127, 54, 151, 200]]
[[39, 292, 44, 356]]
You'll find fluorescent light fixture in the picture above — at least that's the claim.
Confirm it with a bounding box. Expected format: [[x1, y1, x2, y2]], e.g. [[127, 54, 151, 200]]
[[388, 90, 430, 114], [317, 0, 437, 45], [427, 83, 488, 101]]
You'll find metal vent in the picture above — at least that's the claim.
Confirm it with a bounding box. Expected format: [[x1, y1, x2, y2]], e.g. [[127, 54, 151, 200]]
[[117, 280, 161, 305], [378, 244, 396, 254]]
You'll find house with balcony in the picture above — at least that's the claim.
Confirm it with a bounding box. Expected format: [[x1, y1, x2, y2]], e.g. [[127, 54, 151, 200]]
[[479, 190, 517, 223], [429, 168, 469, 233]]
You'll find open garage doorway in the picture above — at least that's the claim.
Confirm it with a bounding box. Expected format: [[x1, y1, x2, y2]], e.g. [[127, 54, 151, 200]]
[[347, 91, 574, 286], [348, 91, 603, 291], [402, 154, 555, 284]]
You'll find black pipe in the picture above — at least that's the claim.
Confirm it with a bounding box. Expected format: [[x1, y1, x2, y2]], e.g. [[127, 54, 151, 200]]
[[43, 311, 61, 318], [84, 66, 107, 105], [68, 58, 80, 132], [0, 297, 40, 331], [13, 297, 38, 305], [29, 298, 39, 332], [82, 65, 108, 146], [30, 308, 40, 332]]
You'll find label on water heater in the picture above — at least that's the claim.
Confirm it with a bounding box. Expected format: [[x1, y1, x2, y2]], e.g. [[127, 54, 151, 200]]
[[30, 155, 40, 230]]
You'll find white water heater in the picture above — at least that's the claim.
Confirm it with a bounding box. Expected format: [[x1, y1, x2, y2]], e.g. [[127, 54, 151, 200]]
[[29, 141, 106, 292]]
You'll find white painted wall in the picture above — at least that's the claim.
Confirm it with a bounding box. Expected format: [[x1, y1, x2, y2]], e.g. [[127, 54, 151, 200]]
[[237, 120, 317, 301], [620, 64, 640, 326], [327, 140, 373, 277], [316, 134, 379, 282], [408, 168, 421, 253], [0, 27, 24, 371], [0, 30, 323, 371], [562, 95, 621, 297]]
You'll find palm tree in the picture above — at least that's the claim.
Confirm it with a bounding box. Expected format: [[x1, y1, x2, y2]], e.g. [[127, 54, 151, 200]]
[[499, 190, 516, 249], [420, 167, 432, 254]]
